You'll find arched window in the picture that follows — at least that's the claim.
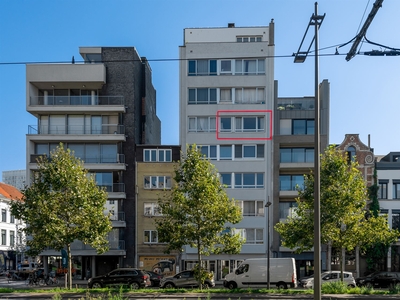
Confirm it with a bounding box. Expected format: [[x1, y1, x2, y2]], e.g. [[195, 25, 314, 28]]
[[346, 146, 356, 163]]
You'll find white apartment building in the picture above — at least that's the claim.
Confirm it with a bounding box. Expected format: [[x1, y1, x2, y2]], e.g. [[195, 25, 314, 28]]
[[179, 22, 275, 280], [0, 182, 25, 270]]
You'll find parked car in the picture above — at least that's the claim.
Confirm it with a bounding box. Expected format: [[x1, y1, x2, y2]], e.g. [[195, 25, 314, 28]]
[[160, 270, 215, 289], [145, 270, 164, 287], [299, 271, 356, 288], [355, 272, 400, 288], [87, 268, 150, 289]]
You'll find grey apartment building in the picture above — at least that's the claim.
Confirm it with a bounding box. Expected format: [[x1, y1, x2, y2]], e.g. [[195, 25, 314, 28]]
[[179, 22, 330, 281], [25, 47, 161, 277]]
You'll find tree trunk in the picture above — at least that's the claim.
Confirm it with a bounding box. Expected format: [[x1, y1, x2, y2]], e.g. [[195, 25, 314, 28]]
[[67, 244, 72, 289], [197, 245, 202, 290]]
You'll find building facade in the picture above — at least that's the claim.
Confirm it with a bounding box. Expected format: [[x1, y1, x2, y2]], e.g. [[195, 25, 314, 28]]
[[135, 145, 181, 276], [0, 183, 25, 270], [2, 170, 26, 191], [25, 47, 161, 277], [179, 22, 275, 281], [272, 79, 330, 279], [376, 152, 400, 272]]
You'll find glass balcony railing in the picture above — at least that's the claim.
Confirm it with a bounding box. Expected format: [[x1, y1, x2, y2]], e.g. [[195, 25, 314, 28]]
[[30, 154, 125, 164], [110, 212, 125, 221], [30, 96, 124, 106], [99, 183, 125, 193], [28, 124, 125, 135], [277, 99, 315, 111]]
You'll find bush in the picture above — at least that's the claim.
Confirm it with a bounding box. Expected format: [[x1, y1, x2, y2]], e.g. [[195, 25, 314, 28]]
[[321, 281, 350, 294]]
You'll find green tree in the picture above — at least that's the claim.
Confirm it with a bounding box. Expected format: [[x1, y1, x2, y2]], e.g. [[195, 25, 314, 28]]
[[10, 144, 112, 289], [155, 146, 244, 287], [275, 145, 398, 279]]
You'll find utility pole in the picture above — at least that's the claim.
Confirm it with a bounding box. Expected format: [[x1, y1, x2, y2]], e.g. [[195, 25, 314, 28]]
[[293, 2, 325, 300]]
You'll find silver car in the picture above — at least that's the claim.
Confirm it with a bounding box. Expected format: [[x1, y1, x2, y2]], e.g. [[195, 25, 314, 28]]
[[160, 270, 215, 289], [300, 271, 356, 288]]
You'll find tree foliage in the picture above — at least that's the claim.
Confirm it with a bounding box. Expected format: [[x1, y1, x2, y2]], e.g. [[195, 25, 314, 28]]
[[155, 146, 243, 286], [275, 145, 398, 265], [10, 144, 112, 288]]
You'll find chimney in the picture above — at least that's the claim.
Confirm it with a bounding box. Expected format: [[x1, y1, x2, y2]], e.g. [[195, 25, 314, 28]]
[[228, 23, 235, 28]]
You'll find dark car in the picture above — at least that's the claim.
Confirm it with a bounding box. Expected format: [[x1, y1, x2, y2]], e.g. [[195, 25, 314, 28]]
[[145, 270, 164, 287], [160, 270, 215, 289], [87, 268, 150, 289], [355, 271, 400, 288]]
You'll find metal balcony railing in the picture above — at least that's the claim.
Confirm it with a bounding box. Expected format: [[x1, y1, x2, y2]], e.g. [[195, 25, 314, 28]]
[[70, 240, 125, 250], [30, 96, 124, 106], [28, 124, 125, 135]]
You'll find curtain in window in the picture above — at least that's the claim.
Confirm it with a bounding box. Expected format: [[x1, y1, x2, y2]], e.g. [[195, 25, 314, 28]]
[[197, 60, 208, 75], [188, 118, 196, 131], [244, 60, 256, 74], [197, 117, 208, 131], [220, 89, 232, 102], [243, 88, 257, 103]]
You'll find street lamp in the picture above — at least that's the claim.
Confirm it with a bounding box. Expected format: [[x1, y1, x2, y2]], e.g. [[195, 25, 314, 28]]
[[293, 3, 324, 300], [265, 200, 272, 289]]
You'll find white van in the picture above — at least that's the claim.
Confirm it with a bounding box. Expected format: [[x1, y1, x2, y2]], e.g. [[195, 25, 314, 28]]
[[223, 258, 297, 289]]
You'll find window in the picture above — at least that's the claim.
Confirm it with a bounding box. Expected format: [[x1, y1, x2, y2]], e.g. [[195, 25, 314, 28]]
[[220, 89, 232, 102], [144, 230, 158, 243], [279, 202, 298, 219], [240, 200, 264, 216], [198, 145, 217, 160], [1, 209, 6, 222], [220, 61, 232, 74], [220, 173, 232, 188], [235, 59, 265, 75], [280, 148, 314, 163], [392, 210, 400, 231], [244, 228, 264, 244], [346, 146, 356, 163], [378, 181, 388, 199], [10, 214, 14, 224], [188, 88, 217, 104], [292, 119, 315, 135], [144, 176, 172, 189], [144, 149, 172, 162], [235, 173, 264, 188], [235, 116, 264, 132], [144, 203, 161, 216], [188, 117, 216, 132], [220, 117, 232, 132], [90, 172, 113, 192], [394, 181, 400, 199], [188, 60, 217, 76], [237, 36, 262, 42], [235, 88, 265, 104], [1, 230, 5, 245], [279, 175, 304, 191], [9, 231, 15, 247], [235, 144, 264, 159], [220, 145, 233, 160]]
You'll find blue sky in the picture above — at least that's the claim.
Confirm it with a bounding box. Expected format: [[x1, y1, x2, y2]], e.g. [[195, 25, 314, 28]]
[[1, 0, 400, 176]]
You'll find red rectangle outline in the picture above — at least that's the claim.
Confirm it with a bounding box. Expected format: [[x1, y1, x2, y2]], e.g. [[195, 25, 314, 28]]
[[216, 110, 273, 140]]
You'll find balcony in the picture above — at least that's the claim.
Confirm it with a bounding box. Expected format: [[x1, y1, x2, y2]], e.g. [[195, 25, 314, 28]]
[[28, 124, 125, 135], [277, 98, 314, 111], [30, 154, 125, 164], [30, 96, 124, 106]]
